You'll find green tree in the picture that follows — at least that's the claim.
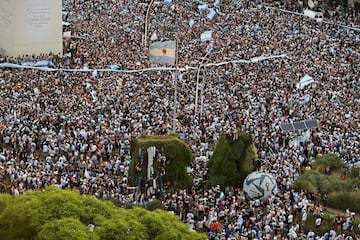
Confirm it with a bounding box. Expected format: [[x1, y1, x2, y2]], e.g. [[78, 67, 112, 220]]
[[206, 131, 258, 189], [94, 213, 148, 240], [37, 218, 95, 240], [0, 187, 206, 240]]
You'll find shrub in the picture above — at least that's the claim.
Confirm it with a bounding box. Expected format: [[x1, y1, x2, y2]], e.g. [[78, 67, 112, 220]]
[[129, 135, 193, 191], [293, 177, 317, 193], [145, 199, 165, 211], [348, 168, 360, 179], [327, 191, 360, 212], [206, 131, 258, 189], [312, 154, 345, 174], [293, 167, 359, 212]]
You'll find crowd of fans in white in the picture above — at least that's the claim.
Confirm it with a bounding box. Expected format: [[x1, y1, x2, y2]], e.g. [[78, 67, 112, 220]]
[[0, 0, 359, 239]]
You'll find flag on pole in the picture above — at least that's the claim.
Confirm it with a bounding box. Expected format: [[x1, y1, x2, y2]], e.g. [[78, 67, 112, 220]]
[[149, 41, 176, 65]]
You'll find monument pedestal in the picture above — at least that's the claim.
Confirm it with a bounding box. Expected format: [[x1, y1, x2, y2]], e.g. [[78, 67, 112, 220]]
[[0, 0, 62, 57]]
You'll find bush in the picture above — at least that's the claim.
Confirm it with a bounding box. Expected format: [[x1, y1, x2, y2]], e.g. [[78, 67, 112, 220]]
[[348, 168, 360, 179], [293, 154, 360, 211], [0, 187, 207, 240], [37, 218, 94, 240], [206, 131, 258, 189], [327, 191, 360, 212], [129, 135, 193, 191], [295, 170, 350, 194], [293, 177, 317, 193], [312, 154, 345, 174], [145, 199, 165, 211]]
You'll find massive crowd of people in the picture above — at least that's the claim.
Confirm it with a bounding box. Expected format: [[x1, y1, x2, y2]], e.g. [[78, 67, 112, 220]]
[[0, 0, 359, 239]]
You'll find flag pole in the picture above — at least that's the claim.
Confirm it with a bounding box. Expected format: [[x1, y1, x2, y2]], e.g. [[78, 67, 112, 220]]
[[195, 51, 210, 115], [144, 0, 155, 48], [172, 38, 179, 133]]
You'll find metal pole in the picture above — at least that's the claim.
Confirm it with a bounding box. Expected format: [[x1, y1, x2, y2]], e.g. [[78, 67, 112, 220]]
[[172, 38, 179, 133], [195, 51, 210, 114], [144, 0, 155, 48], [200, 87, 204, 116]]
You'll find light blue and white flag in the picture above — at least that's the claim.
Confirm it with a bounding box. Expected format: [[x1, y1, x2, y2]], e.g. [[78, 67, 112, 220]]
[[83, 64, 89, 70], [34, 60, 51, 67], [200, 31, 212, 42], [301, 94, 311, 105], [151, 32, 158, 41], [207, 8, 216, 20], [92, 69, 98, 78], [198, 3, 208, 12], [110, 64, 119, 70], [297, 74, 315, 89], [189, 19, 195, 28], [149, 41, 176, 65], [84, 169, 91, 179]]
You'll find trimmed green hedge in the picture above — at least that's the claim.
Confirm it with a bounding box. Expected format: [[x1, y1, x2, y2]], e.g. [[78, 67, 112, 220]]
[[206, 131, 258, 189], [129, 134, 192, 191]]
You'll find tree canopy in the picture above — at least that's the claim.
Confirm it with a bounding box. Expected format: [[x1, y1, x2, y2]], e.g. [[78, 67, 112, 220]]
[[206, 131, 259, 189], [0, 187, 206, 240]]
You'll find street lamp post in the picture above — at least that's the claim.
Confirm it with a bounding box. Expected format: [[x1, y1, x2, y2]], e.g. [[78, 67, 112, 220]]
[[200, 84, 205, 116], [143, 0, 178, 132], [172, 39, 179, 133], [195, 51, 210, 114], [144, 0, 155, 48]]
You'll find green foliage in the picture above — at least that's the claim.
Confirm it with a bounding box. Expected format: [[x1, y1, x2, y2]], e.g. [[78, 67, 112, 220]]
[[0, 187, 206, 240], [327, 191, 360, 212], [206, 131, 258, 189], [37, 218, 95, 240], [293, 174, 318, 193], [78, 194, 115, 225], [293, 170, 350, 195], [94, 210, 148, 240], [312, 154, 345, 173], [294, 154, 360, 212], [348, 168, 360, 179], [145, 199, 165, 211], [130, 135, 193, 190], [0, 194, 43, 239], [129, 208, 206, 240], [0, 193, 11, 214]]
